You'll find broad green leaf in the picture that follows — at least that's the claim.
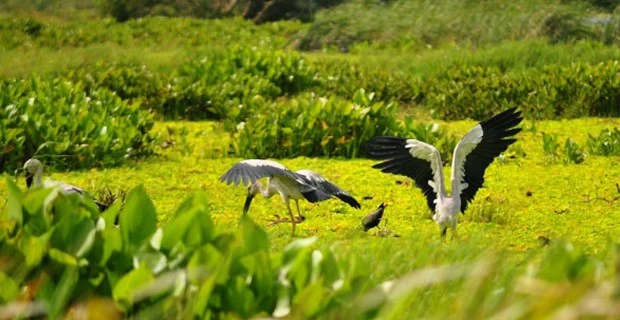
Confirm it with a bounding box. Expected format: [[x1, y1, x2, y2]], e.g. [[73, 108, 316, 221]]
[[113, 265, 154, 309], [100, 200, 122, 229], [21, 229, 53, 269], [238, 214, 269, 255], [49, 248, 78, 266], [101, 227, 122, 267], [188, 244, 226, 285], [0, 272, 19, 303], [4, 177, 23, 227], [162, 193, 215, 251], [51, 215, 96, 258], [292, 278, 325, 318], [282, 237, 317, 264], [119, 186, 157, 254], [133, 248, 167, 275], [48, 266, 79, 319]]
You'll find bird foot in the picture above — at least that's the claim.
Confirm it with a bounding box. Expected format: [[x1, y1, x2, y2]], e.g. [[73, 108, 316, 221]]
[[265, 215, 305, 227]]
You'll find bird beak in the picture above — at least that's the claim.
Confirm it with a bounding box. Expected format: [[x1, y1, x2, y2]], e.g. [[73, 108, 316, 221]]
[[25, 172, 33, 188], [243, 194, 255, 215], [14, 167, 23, 176]]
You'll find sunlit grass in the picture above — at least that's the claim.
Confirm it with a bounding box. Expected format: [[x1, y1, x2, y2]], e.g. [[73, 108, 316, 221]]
[[2, 118, 617, 262]]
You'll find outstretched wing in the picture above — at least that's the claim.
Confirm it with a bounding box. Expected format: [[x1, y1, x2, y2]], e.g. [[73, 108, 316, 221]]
[[219, 159, 298, 186], [295, 170, 361, 209], [366, 136, 443, 213], [451, 107, 523, 213]]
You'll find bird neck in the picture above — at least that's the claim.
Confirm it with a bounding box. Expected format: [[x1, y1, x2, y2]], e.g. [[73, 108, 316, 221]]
[[253, 181, 274, 198], [27, 168, 43, 188]]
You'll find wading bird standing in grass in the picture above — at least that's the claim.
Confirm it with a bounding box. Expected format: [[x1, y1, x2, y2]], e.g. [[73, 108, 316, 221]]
[[362, 202, 387, 231], [367, 108, 523, 238], [220, 159, 361, 236], [20, 158, 109, 211]]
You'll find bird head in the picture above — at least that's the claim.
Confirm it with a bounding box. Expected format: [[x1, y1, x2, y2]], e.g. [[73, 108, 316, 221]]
[[243, 182, 259, 214], [22, 158, 43, 187]]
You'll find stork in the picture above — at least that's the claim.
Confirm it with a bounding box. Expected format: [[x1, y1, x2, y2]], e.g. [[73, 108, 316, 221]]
[[220, 159, 361, 236], [367, 107, 523, 237], [20, 158, 108, 212]]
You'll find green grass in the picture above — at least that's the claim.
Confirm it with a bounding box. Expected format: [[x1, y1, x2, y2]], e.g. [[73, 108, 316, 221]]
[[2, 117, 618, 317], [3, 118, 618, 254]]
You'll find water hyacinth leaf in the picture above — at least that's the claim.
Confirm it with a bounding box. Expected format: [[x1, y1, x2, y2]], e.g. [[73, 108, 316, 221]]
[[100, 227, 122, 267], [49, 266, 79, 319], [162, 193, 215, 251], [0, 272, 20, 303], [282, 237, 317, 264], [49, 248, 78, 266], [133, 248, 168, 275], [101, 200, 122, 229], [4, 177, 23, 227], [238, 214, 269, 255], [22, 187, 57, 235], [21, 230, 53, 269], [113, 265, 154, 309], [119, 186, 157, 254], [291, 278, 325, 318], [50, 214, 96, 258], [188, 244, 226, 285]]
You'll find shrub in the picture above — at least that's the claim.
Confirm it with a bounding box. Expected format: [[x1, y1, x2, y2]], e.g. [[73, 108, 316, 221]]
[[0, 181, 370, 318], [587, 127, 620, 156], [422, 61, 620, 120], [0, 77, 155, 172], [228, 89, 401, 158]]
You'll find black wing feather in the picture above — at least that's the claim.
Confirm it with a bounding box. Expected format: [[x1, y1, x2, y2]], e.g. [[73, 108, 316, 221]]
[[367, 136, 437, 213], [295, 170, 361, 209], [460, 107, 523, 212]]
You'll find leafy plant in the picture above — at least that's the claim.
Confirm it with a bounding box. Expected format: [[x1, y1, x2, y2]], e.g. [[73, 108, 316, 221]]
[[542, 132, 560, 164], [228, 89, 402, 158], [587, 127, 620, 156], [0, 77, 156, 172], [563, 137, 586, 164]]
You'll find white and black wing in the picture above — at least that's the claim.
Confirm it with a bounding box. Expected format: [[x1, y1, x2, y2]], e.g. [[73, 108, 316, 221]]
[[220, 159, 298, 186], [366, 136, 443, 213], [452, 107, 523, 213], [295, 170, 361, 209]]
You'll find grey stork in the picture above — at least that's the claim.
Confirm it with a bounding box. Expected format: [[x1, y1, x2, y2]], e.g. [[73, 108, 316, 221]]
[[220, 159, 361, 236], [21, 158, 108, 212], [367, 107, 523, 237]]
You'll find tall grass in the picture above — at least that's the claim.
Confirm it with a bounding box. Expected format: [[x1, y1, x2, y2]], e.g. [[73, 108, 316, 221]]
[[298, 0, 601, 50]]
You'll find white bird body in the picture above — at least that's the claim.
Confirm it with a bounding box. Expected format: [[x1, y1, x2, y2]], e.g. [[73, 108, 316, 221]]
[[367, 108, 523, 237], [22, 158, 107, 211], [220, 159, 361, 236]]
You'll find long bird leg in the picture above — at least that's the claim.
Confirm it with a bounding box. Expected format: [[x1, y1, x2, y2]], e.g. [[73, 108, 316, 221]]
[[285, 199, 296, 237], [294, 200, 305, 222]]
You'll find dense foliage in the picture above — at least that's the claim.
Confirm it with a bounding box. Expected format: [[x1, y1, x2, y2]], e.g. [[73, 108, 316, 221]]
[[422, 62, 620, 120], [1, 177, 618, 319], [0, 77, 155, 172]]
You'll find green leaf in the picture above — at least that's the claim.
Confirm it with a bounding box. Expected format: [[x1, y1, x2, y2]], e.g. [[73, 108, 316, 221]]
[[162, 193, 215, 251], [51, 215, 96, 258], [0, 272, 20, 303], [292, 278, 325, 318], [113, 265, 154, 309], [21, 229, 52, 269], [133, 248, 167, 275], [49, 266, 79, 319], [119, 186, 157, 254], [238, 214, 269, 255], [49, 248, 78, 266], [4, 177, 23, 227]]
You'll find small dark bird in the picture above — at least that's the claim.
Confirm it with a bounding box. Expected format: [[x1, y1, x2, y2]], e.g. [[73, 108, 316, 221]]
[[362, 202, 387, 231]]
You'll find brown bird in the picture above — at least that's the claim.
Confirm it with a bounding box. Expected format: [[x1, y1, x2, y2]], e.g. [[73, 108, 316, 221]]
[[362, 202, 387, 231]]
